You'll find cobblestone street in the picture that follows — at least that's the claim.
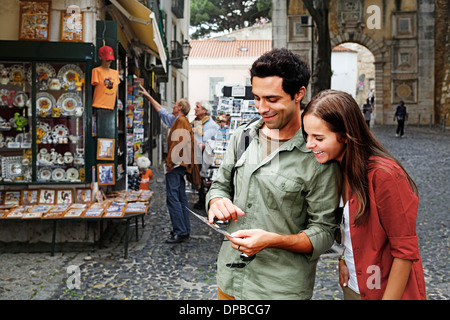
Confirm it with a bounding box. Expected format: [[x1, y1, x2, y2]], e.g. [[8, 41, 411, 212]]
[[0, 125, 448, 300]]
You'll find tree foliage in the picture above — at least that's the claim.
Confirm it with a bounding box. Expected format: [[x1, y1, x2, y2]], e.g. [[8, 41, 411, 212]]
[[190, 0, 272, 39]]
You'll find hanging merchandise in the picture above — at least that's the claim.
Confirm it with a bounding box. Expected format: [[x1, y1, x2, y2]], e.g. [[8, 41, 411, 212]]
[[91, 46, 120, 109], [210, 86, 260, 180], [125, 76, 145, 165]]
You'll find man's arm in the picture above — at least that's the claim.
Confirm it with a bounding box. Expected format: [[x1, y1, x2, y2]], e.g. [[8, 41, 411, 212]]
[[139, 84, 162, 112], [227, 229, 313, 257]]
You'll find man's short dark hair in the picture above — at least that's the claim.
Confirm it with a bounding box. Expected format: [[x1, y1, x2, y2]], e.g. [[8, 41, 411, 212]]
[[250, 48, 311, 99]]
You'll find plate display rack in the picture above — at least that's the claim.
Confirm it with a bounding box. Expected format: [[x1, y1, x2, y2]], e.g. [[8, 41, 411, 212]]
[[0, 41, 94, 185]]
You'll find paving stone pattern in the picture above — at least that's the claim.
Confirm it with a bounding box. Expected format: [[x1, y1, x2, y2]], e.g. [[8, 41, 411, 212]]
[[0, 125, 448, 300]]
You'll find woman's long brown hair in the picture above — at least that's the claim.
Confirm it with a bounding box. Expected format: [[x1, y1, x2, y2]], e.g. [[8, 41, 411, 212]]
[[302, 90, 418, 226]]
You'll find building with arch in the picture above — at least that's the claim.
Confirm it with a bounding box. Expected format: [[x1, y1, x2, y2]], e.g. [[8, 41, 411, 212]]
[[272, 0, 449, 125]]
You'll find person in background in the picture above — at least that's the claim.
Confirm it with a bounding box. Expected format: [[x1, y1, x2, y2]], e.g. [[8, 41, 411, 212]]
[[361, 98, 373, 128], [191, 101, 219, 209], [139, 85, 200, 244], [302, 89, 426, 300], [394, 100, 408, 138]]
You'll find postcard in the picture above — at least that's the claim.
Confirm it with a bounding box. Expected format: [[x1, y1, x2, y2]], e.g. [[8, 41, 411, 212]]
[[186, 207, 231, 237]]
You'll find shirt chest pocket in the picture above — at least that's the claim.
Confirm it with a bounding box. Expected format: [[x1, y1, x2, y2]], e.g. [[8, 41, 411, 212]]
[[261, 174, 303, 211]]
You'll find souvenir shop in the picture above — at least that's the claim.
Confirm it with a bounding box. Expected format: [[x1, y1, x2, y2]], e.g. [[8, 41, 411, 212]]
[[0, 1, 162, 247]]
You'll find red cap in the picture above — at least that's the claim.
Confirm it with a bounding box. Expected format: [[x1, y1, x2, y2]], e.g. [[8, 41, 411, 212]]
[[98, 45, 115, 61]]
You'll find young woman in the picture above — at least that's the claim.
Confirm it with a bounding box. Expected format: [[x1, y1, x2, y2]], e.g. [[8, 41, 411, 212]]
[[301, 90, 426, 300]]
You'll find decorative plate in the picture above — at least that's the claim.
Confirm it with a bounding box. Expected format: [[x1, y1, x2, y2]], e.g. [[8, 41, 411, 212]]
[[51, 124, 69, 140], [13, 91, 28, 107], [15, 133, 24, 143], [28, 63, 56, 89], [36, 121, 51, 140], [22, 132, 31, 143], [36, 92, 56, 114], [0, 89, 10, 106], [66, 167, 79, 180], [2, 156, 23, 179], [58, 64, 84, 90], [57, 92, 82, 115], [0, 64, 9, 85], [9, 64, 27, 85], [38, 168, 52, 180], [52, 168, 66, 181]]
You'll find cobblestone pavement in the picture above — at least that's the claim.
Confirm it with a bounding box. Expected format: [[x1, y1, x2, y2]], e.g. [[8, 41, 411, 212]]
[[0, 125, 448, 300]]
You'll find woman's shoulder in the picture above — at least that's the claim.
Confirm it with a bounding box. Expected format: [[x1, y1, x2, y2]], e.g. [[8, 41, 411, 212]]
[[368, 156, 407, 182]]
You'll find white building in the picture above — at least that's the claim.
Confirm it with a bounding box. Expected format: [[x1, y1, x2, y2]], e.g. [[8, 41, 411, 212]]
[[188, 23, 272, 113], [331, 45, 358, 99]]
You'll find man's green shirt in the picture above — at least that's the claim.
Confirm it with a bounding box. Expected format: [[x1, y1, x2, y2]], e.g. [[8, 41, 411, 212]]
[[206, 119, 341, 300]]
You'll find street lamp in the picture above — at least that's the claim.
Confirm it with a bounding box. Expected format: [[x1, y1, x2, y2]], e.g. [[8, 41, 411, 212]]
[[182, 40, 191, 59]]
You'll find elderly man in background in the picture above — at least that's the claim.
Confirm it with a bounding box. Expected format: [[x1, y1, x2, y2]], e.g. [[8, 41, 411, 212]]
[[192, 101, 219, 209]]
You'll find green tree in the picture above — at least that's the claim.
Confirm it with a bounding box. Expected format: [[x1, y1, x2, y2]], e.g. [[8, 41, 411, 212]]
[[190, 0, 272, 39]]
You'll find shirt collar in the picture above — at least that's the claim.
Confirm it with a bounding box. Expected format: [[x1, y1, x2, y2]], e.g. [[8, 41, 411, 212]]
[[247, 118, 310, 153]]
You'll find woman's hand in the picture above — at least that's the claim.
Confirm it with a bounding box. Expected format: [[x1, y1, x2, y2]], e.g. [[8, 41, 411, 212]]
[[339, 259, 350, 288]]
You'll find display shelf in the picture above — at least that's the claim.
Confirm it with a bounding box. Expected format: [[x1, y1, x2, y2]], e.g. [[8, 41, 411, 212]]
[[0, 41, 94, 184]]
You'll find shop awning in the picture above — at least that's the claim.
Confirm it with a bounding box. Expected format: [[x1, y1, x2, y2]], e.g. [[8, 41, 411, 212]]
[[109, 0, 167, 72]]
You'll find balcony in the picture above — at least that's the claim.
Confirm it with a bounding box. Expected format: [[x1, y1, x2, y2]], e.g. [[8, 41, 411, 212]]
[[172, 0, 184, 19], [170, 40, 183, 69]]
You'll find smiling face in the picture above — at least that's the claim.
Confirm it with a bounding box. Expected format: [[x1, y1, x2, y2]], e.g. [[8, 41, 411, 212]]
[[252, 76, 304, 138], [302, 114, 347, 164]]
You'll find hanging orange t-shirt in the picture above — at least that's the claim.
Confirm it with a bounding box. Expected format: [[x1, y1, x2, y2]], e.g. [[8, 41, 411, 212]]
[[91, 66, 120, 109], [139, 169, 154, 190]]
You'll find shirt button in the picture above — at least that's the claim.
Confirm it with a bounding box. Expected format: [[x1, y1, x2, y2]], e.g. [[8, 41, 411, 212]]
[[247, 203, 252, 208], [350, 199, 355, 204]]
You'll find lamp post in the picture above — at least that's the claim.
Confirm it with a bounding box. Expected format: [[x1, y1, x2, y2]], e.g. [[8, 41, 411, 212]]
[[182, 40, 191, 59]]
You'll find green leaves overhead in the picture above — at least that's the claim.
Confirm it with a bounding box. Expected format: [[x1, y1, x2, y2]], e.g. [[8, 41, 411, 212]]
[[190, 0, 272, 39]]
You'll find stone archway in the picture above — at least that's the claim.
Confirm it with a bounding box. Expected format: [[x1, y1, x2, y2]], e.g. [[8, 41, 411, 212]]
[[273, 0, 437, 125], [330, 32, 388, 124]]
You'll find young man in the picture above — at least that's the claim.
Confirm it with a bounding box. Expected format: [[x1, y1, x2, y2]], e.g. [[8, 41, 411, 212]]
[[206, 48, 341, 299]]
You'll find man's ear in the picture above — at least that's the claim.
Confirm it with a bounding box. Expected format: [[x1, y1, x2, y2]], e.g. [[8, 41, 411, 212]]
[[295, 87, 306, 103]]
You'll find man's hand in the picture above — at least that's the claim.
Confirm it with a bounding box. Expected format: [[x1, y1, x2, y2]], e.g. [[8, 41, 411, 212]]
[[138, 84, 151, 100], [208, 198, 245, 223]]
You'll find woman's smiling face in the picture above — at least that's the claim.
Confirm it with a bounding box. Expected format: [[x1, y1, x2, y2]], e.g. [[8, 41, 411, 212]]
[[302, 114, 347, 164]]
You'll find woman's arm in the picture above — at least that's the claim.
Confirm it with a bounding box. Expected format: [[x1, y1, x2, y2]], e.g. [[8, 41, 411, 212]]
[[382, 257, 413, 300]]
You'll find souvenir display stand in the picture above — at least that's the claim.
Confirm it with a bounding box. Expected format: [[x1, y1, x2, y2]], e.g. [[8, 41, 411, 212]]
[[209, 86, 260, 180], [0, 40, 94, 184], [0, 189, 153, 258]]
